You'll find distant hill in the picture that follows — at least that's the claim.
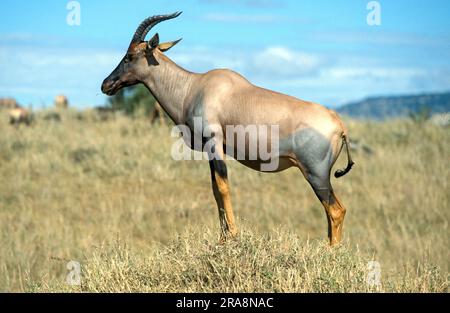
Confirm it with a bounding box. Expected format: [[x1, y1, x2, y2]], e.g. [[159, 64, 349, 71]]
[[336, 92, 450, 120]]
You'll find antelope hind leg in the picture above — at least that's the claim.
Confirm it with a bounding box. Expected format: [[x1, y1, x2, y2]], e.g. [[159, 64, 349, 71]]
[[292, 128, 347, 245], [313, 187, 347, 245]]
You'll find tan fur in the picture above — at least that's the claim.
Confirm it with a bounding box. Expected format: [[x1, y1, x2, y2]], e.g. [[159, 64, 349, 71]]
[[322, 191, 347, 245], [0, 98, 18, 109], [54, 95, 69, 109], [9, 107, 31, 126]]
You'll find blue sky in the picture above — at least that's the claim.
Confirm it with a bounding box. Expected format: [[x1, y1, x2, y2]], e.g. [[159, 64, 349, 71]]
[[0, 0, 449, 108]]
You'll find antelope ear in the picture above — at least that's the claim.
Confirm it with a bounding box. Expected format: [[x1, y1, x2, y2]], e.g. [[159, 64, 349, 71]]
[[148, 33, 160, 49], [158, 38, 182, 52]]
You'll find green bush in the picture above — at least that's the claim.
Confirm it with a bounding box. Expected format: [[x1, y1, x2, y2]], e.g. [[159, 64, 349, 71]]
[[108, 84, 157, 117]]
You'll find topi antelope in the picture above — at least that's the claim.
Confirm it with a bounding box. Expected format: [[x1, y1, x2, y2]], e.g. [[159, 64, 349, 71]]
[[101, 12, 354, 245], [54, 95, 69, 109], [0, 98, 18, 109], [9, 107, 31, 126]]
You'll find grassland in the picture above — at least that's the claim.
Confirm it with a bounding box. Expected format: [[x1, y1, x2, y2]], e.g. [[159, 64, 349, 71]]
[[0, 109, 448, 292]]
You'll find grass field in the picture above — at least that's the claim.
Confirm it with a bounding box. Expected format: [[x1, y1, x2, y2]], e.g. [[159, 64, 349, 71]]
[[0, 109, 448, 292]]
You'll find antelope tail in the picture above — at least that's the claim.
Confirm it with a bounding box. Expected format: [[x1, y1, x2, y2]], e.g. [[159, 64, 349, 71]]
[[334, 135, 355, 178]]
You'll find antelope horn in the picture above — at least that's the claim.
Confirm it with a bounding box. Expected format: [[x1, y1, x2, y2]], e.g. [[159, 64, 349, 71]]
[[131, 11, 182, 44]]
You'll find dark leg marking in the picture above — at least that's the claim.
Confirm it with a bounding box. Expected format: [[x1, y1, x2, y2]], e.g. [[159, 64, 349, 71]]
[[212, 159, 227, 179]]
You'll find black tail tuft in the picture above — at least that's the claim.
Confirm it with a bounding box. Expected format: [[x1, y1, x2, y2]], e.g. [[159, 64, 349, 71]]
[[334, 135, 354, 178], [334, 160, 354, 178]]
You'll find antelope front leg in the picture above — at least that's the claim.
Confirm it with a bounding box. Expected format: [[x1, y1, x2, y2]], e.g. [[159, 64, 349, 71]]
[[207, 144, 238, 242]]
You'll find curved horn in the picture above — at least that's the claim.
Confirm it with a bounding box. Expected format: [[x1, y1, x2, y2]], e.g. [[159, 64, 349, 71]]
[[131, 11, 182, 43]]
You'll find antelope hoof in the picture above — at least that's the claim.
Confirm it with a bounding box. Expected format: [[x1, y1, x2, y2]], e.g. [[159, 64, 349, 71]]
[[329, 237, 342, 247], [219, 229, 238, 244]]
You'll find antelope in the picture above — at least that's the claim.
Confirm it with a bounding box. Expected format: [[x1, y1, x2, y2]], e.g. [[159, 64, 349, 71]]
[[54, 95, 69, 109], [9, 107, 31, 126], [101, 12, 354, 245], [0, 98, 18, 110]]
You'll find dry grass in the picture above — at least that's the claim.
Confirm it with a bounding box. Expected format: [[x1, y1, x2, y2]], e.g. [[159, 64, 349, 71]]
[[0, 109, 448, 292]]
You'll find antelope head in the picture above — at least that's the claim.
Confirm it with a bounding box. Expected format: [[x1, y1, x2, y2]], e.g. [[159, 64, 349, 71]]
[[101, 12, 182, 96]]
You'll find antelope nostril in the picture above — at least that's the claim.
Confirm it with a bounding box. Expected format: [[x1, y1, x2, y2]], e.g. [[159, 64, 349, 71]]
[[101, 79, 115, 93]]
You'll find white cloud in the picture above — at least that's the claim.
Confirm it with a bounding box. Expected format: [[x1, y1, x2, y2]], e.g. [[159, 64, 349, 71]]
[[324, 67, 423, 80], [251, 46, 324, 77], [0, 45, 123, 106], [173, 46, 325, 78], [172, 46, 245, 71]]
